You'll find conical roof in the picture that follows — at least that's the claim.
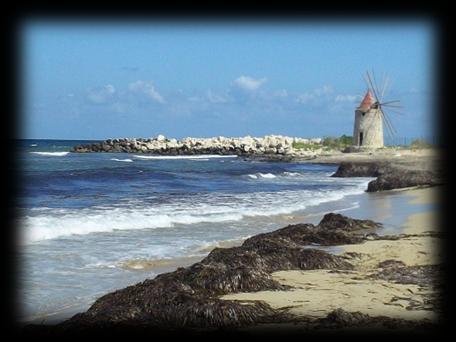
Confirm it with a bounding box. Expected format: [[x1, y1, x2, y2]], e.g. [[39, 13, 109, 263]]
[[358, 90, 375, 111]]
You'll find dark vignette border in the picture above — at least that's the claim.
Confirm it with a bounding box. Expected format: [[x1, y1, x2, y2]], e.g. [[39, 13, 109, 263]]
[[2, 2, 453, 339]]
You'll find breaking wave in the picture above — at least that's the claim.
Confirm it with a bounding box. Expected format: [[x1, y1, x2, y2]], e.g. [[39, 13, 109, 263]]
[[247, 173, 277, 179], [30, 152, 70, 157], [110, 158, 133, 163], [21, 180, 369, 244]]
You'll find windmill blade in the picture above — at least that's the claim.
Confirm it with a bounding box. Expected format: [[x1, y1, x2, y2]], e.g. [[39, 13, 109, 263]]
[[382, 110, 397, 135], [371, 69, 383, 103], [380, 112, 394, 139], [380, 100, 401, 106], [382, 103, 402, 108], [384, 105, 405, 112], [383, 108, 404, 115], [383, 109, 397, 132], [383, 106, 406, 116], [363, 73, 372, 93], [380, 107, 396, 135], [382, 114, 395, 139], [380, 75, 389, 103], [375, 107, 395, 138], [366, 70, 381, 104], [382, 104, 404, 111]]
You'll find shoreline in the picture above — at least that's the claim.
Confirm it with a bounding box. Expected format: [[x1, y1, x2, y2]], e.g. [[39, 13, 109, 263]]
[[21, 182, 370, 324], [221, 187, 442, 330], [24, 186, 443, 334]]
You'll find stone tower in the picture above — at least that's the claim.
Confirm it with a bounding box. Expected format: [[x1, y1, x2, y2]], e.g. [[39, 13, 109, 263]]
[[352, 90, 384, 148]]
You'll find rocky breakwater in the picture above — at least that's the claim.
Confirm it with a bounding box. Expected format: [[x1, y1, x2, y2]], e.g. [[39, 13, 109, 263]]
[[71, 134, 323, 159]]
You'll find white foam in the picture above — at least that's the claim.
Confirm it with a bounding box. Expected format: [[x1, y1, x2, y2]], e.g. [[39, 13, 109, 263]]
[[133, 154, 238, 160], [30, 152, 70, 157], [258, 173, 276, 179], [247, 173, 276, 179], [21, 179, 370, 244], [110, 158, 133, 163], [30, 144, 38, 147], [21, 208, 244, 244], [283, 172, 301, 177]]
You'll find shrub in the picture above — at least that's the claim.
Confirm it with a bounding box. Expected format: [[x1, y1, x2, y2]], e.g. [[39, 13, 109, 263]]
[[292, 141, 320, 150], [322, 135, 353, 149], [410, 139, 432, 149]]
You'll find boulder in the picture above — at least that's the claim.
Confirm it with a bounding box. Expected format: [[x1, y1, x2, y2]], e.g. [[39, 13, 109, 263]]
[[332, 161, 386, 177], [367, 170, 443, 192]]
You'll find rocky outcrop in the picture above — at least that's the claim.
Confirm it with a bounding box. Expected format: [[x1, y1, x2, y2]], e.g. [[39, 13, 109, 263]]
[[367, 170, 443, 192], [331, 161, 387, 177], [71, 135, 323, 157], [46, 214, 380, 331], [332, 161, 443, 192]]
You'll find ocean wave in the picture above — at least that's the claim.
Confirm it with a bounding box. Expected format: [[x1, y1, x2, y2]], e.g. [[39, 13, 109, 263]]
[[21, 180, 370, 244], [247, 173, 277, 179], [22, 209, 244, 243], [283, 171, 301, 177], [30, 152, 70, 157], [133, 154, 238, 160], [110, 158, 133, 163], [246, 170, 342, 181]]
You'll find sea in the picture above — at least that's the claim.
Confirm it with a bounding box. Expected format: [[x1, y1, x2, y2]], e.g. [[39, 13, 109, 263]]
[[17, 139, 375, 323]]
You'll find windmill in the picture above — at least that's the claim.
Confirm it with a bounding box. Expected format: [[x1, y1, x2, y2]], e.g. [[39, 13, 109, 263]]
[[352, 70, 403, 148]]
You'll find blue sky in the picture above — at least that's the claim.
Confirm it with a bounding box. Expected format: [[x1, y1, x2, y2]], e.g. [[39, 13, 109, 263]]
[[22, 20, 435, 140]]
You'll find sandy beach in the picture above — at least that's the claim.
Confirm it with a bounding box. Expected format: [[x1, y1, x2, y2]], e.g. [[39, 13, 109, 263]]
[[221, 186, 442, 329]]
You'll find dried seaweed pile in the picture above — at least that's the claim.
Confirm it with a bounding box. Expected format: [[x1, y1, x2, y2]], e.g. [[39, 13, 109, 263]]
[[58, 213, 380, 330]]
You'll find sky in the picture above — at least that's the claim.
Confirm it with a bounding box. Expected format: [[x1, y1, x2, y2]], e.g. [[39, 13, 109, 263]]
[[22, 20, 436, 141]]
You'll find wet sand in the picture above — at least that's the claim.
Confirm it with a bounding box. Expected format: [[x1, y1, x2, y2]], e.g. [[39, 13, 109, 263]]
[[221, 186, 441, 324]]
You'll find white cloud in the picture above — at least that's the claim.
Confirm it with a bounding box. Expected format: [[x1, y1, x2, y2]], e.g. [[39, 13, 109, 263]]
[[187, 96, 201, 103], [273, 89, 288, 98], [234, 75, 267, 91], [207, 90, 229, 103], [87, 84, 116, 104], [314, 85, 334, 96], [296, 85, 335, 104], [128, 80, 165, 104], [296, 93, 315, 104], [334, 94, 358, 103]]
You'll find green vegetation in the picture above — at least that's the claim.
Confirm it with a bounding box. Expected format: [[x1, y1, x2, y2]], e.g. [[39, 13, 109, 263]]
[[321, 135, 353, 149], [292, 135, 353, 151], [410, 138, 432, 149], [291, 141, 321, 150]]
